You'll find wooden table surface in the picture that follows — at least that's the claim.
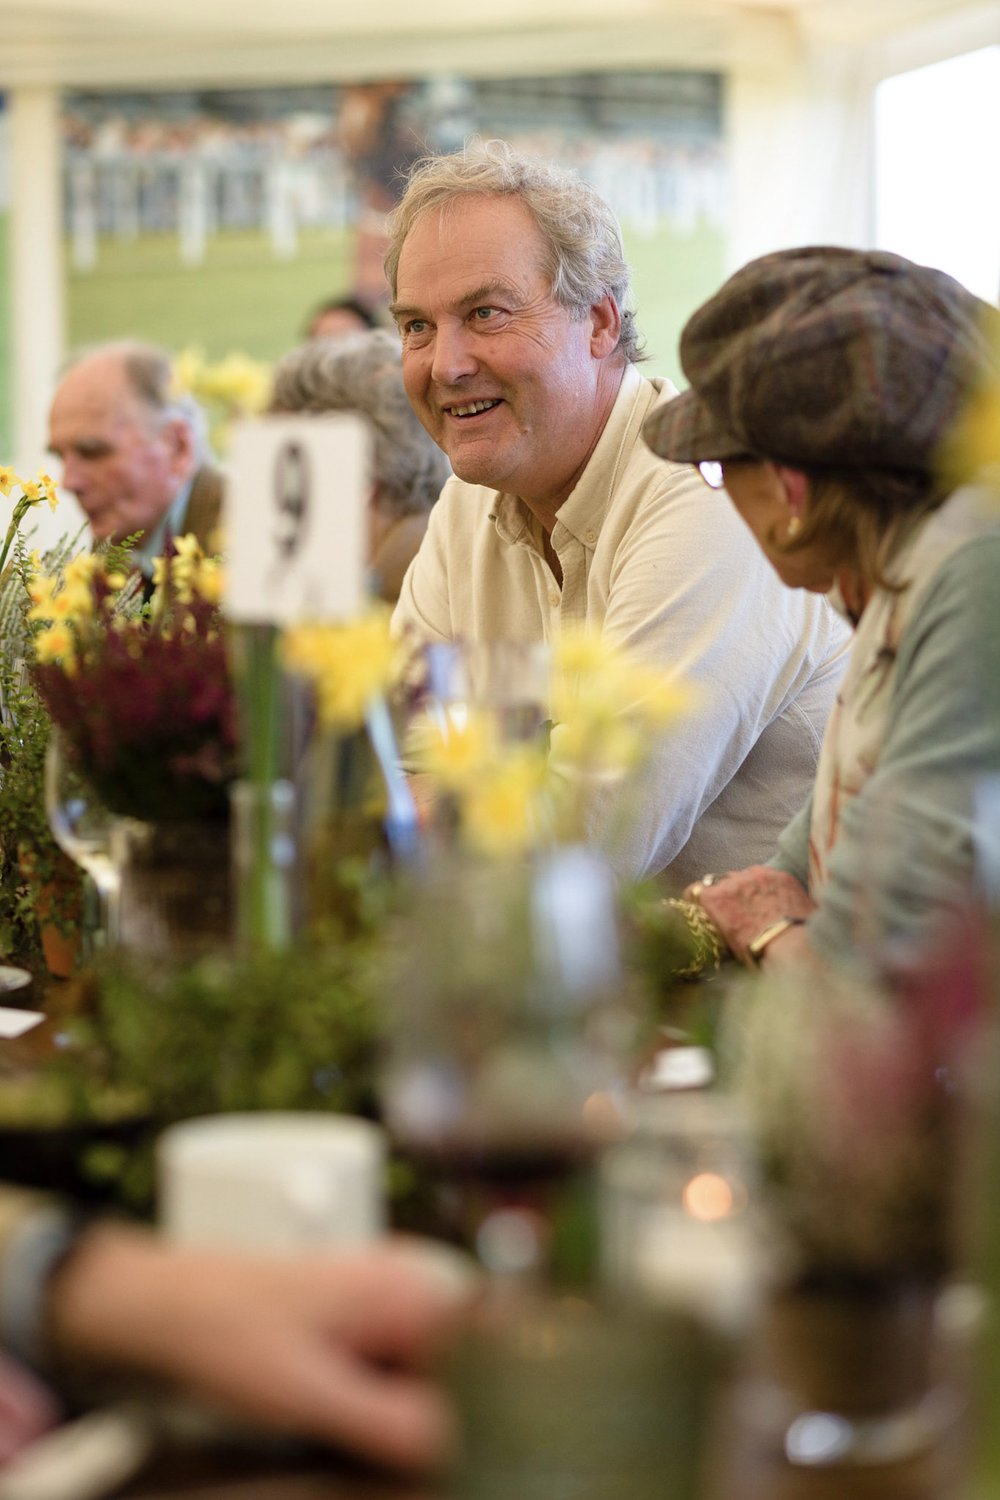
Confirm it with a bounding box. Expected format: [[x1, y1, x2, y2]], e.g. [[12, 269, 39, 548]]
[[114, 1395, 966, 1500]]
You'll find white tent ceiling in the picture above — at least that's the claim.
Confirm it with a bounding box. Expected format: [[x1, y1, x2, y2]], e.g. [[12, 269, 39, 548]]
[[0, 0, 981, 90]]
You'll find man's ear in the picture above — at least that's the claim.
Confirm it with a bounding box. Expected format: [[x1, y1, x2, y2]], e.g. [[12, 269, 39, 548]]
[[589, 294, 621, 358], [163, 417, 196, 479], [773, 464, 811, 520]]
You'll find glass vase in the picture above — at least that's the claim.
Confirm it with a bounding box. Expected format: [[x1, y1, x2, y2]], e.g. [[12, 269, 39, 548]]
[[110, 815, 232, 959]]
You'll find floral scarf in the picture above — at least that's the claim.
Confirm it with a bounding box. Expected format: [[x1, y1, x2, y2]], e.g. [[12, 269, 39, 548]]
[[808, 486, 994, 896]]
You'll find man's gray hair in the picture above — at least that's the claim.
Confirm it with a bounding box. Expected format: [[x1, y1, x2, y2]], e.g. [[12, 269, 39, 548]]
[[270, 329, 450, 520], [384, 139, 643, 365], [63, 340, 210, 461]]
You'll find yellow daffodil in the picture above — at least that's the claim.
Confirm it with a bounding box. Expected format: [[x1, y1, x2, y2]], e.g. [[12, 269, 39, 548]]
[[283, 611, 397, 731], [27, 575, 58, 611], [172, 533, 204, 563], [34, 621, 76, 670], [36, 470, 59, 511], [172, 347, 208, 397], [47, 584, 92, 622], [410, 709, 498, 790], [63, 552, 99, 587], [195, 558, 224, 605], [0, 465, 20, 497], [202, 352, 272, 414], [462, 746, 550, 858], [21, 480, 41, 504]]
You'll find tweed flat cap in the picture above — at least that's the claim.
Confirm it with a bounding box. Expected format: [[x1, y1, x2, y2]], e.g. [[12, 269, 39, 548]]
[[643, 246, 1000, 476]]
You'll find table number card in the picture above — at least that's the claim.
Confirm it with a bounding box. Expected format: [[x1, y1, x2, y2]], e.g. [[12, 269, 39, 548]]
[[225, 414, 372, 623]]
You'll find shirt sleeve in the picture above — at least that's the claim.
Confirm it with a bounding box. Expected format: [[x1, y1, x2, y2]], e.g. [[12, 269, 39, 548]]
[[805, 535, 1000, 962], [769, 797, 813, 885], [391, 481, 456, 647], [0, 1185, 84, 1374], [573, 464, 842, 882]]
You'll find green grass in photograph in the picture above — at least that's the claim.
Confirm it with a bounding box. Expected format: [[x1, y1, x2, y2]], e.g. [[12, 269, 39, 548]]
[[65, 219, 723, 386], [623, 219, 724, 386], [66, 226, 357, 365], [0, 211, 11, 458]]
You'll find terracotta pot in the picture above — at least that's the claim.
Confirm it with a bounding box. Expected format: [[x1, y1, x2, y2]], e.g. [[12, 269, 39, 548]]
[[17, 847, 83, 980]]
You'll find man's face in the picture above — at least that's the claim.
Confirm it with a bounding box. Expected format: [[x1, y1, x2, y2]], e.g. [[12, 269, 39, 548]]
[[48, 360, 191, 544], [393, 195, 621, 513]]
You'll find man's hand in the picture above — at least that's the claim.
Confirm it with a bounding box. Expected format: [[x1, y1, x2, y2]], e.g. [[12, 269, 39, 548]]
[[684, 865, 816, 967], [46, 1228, 475, 1473]]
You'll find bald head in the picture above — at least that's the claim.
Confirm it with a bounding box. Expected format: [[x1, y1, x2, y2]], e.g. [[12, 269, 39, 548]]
[[48, 342, 199, 544]]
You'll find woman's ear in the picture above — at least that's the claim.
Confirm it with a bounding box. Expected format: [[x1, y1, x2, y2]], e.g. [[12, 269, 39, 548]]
[[773, 464, 811, 520]]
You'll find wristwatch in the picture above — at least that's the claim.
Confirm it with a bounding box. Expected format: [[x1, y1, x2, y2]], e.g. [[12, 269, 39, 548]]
[[746, 915, 806, 968]]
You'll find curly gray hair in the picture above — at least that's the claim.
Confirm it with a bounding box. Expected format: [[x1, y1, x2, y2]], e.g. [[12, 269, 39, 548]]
[[384, 139, 643, 365], [269, 329, 450, 520]]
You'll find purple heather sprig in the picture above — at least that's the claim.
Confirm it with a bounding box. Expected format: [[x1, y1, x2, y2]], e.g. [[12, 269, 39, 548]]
[[30, 537, 238, 823]]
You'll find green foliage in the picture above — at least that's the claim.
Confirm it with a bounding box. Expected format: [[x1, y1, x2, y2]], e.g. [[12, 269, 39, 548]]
[[0, 534, 83, 959], [5, 936, 385, 1212]]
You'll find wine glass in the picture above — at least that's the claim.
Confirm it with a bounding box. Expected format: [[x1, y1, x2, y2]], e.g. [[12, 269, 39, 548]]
[[423, 640, 552, 745], [44, 731, 120, 948]]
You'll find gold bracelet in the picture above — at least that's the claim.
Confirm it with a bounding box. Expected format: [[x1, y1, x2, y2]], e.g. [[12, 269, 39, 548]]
[[665, 897, 726, 978]]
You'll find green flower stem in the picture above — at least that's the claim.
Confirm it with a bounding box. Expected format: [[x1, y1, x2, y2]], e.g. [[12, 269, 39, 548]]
[[229, 621, 289, 952], [0, 498, 32, 576]]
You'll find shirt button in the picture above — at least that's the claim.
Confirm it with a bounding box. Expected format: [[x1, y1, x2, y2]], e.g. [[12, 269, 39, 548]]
[[549, 593, 560, 608], [585, 529, 597, 543]]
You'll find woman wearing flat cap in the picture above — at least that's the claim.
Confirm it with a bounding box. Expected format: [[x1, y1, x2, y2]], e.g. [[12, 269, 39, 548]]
[[643, 246, 1000, 973]]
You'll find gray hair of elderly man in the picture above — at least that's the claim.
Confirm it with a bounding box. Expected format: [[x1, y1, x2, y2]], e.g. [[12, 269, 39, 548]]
[[61, 340, 211, 464], [383, 137, 644, 366], [269, 328, 451, 521]]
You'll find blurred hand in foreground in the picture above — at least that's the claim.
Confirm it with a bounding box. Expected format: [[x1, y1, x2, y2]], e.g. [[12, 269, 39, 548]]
[[46, 1227, 475, 1472]]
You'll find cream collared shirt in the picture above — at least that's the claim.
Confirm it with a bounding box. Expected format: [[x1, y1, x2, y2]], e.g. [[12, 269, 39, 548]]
[[394, 365, 851, 887]]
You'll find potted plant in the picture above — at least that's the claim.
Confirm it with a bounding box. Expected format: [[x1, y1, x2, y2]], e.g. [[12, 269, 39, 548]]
[[28, 537, 238, 958], [725, 949, 984, 1466], [0, 470, 83, 973]]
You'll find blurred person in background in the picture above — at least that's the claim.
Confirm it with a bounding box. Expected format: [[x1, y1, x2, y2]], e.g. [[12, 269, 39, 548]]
[[643, 246, 1000, 971], [270, 328, 450, 604], [47, 341, 221, 578], [305, 296, 380, 341]]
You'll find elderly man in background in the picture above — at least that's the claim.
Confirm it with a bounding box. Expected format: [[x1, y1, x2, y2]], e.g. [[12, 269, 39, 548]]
[[388, 141, 850, 888], [47, 341, 222, 576], [270, 329, 450, 604]]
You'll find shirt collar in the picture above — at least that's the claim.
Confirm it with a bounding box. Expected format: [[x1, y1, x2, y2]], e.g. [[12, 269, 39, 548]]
[[491, 364, 660, 549], [131, 478, 193, 575]]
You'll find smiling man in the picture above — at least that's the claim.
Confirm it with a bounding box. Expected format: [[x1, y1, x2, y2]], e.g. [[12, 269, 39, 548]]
[[47, 342, 222, 574], [388, 141, 850, 887]]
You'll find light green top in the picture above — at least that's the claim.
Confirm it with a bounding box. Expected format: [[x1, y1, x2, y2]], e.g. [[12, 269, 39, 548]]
[[771, 524, 1000, 963]]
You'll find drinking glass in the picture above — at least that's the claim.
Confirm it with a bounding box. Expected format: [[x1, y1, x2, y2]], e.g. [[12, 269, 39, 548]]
[[44, 730, 119, 948], [421, 640, 552, 746]]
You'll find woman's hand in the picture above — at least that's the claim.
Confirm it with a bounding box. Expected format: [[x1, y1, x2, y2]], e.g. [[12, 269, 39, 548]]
[[684, 865, 816, 966]]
